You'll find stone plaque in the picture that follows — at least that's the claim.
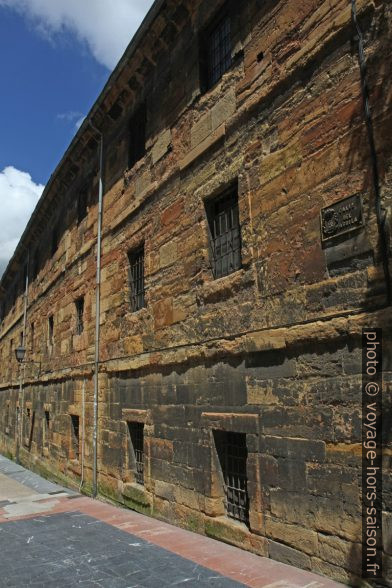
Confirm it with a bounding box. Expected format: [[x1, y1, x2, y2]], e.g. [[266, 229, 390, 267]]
[[321, 194, 364, 242]]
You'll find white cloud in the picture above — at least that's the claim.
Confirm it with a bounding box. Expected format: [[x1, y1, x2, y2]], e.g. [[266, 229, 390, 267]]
[[57, 110, 85, 131], [0, 0, 155, 70], [75, 115, 86, 130], [57, 110, 83, 122], [0, 167, 44, 278]]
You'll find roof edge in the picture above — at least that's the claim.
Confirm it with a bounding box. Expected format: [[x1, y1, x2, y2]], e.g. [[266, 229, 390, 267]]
[[0, 0, 165, 291]]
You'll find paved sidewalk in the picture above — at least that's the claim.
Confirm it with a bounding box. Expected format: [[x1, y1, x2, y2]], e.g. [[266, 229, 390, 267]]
[[0, 455, 343, 587]]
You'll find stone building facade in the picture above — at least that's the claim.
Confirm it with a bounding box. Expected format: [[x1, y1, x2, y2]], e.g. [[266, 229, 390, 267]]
[[0, 0, 391, 584]]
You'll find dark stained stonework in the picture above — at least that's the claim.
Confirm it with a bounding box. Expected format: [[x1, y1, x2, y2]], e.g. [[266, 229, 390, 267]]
[[1, 0, 392, 585]]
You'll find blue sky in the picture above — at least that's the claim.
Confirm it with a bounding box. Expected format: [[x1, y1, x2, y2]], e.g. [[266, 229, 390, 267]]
[[0, 0, 154, 277], [0, 8, 107, 185]]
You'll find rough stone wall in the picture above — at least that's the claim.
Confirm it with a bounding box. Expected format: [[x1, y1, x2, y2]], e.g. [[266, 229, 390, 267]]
[[0, 0, 392, 584]]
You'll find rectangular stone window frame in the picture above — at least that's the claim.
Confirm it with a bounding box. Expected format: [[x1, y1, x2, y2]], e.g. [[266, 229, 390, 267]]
[[24, 401, 35, 450], [30, 321, 35, 353], [70, 413, 80, 462], [199, 5, 233, 93], [75, 296, 85, 335], [201, 411, 259, 532], [213, 430, 249, 525], [42, 403, 52, 456], [127, 422, 145, 486], [122, 409, 149, 487], [5, 399, 10, 435], [204, 181, 242, 279], [128, 245, 145, 312], [48, 315, 54, 349]]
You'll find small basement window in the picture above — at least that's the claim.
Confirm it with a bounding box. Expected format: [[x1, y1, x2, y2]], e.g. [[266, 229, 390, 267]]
[[214, 430, 249, 525], [128, 246, 145, 312], [43, 410, 50, 449], [75, 296, 85, 335], [127, 421, 144, 485], [205, 183, 242, 279], [70, 414, 80, 461]]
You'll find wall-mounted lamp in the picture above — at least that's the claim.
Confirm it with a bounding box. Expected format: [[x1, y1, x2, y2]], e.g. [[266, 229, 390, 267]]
[[15, 345, 41, 374], [15, 345, 26, 363]]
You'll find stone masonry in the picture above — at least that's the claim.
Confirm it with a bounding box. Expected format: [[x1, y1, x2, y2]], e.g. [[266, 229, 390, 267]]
[[0, 0, 392, 585]]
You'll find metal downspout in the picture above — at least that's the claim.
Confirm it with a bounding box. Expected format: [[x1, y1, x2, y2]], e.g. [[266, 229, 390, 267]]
[[79, 379, 86, 492], [17, 253, 29, 464], [89, 121, 104, 498]]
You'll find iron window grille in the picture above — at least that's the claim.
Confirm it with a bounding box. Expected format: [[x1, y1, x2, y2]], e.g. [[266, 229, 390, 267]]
[[24, 407, 31, 441], [43, 411, 50, 448], [206, 185, 242, 279], [128, 246, 145, 312], [48, 315, 54, 346], [30, 322, 35, 352], [75, 297, 85, 335], [128, 103, 146, 169], [70, 414, 80, 461], [202, 11, 232, 90], [214, 431, 249, 525], [128, 422, 144, 485], [24, 408, 35, 449], [5, 404, 10, 435]]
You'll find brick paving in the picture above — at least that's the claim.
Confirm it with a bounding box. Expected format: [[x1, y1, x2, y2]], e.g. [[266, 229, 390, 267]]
[[0, 456, 344, 587]]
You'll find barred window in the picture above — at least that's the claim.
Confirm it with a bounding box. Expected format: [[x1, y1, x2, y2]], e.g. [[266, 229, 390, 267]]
[[128, 103, 146, 169], [128, 246, 145, 312], [43, 410, 50, 449], [75, 297, 84, 335], [48, 315, 54, 346], [201, 11, 232, 91], [206, 184, 242, 279], [128, 422, 144, 485], [30, 322, 35, 352], [70, 414, 80, 461], [214, 431, 249, 525]]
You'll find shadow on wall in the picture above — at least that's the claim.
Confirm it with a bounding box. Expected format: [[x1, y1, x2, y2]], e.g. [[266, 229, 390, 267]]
[[346, 2, 392, 584]]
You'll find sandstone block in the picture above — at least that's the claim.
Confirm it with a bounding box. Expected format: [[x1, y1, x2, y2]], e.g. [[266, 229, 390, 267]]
[[191, 112, 211, 148], [152, 128, 171, 164], [159, 240, 178, 268], [268, 539, 312, 570], [211, 88, 236, 131]]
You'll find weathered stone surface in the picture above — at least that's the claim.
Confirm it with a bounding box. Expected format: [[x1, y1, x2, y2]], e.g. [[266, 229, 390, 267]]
[[268, 540, 312, 570], [152, 128, 171, 164], [0, 0, 391, 585]]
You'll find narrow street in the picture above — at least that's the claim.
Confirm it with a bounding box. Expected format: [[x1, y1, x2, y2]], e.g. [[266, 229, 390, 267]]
[[0, 455, 343, 588]]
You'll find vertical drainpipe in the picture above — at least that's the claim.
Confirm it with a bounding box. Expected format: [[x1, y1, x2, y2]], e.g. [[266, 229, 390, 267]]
[[79, 378, 86, 492], [17, 252, 29, 464], [89, 120, 104, 498]]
